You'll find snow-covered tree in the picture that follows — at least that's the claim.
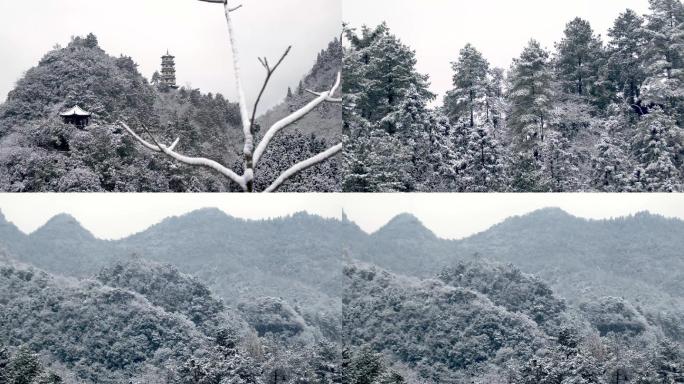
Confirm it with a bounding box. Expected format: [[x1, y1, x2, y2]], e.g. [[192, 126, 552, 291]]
[[641, 0, 684, 124], [631, 107, 684, 191], [508, 147, 547, 192], [485, 67, 507, 130], [590, 117, 632, 192], [461, 123, 507, 192], [444, 44, 490, 127], [606, 9, 647, 109], [541, 130, 582, 191], [555, 18, 605, 102], [508, 40, 554, 147], [344, 23, 434, 131]]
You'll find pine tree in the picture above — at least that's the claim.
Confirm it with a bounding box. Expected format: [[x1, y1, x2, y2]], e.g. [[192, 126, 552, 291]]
[[444, 44, 490, 127], [387, 86, 441, 190], [508, 40, 554, 148], [631, 107, 684, 191], [344, 23, 434, 129], [366, 131, 414, 192], [462, 123, 506, 192], [641, 0, 684, 124], [541, 130, 582, 191], [607, 9, 647, 108], [590, 117, 632, 192], [485, 67, 506, 130], [555, 18, 605, 100], [508, 147, 547, 192]]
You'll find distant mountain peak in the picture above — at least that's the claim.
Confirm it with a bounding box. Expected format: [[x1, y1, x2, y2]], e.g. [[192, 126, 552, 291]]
[[32, 213, 94, 239], [184, 207, 229, 218], [374, 213, 436, 239], [526, 207, 573, 218]]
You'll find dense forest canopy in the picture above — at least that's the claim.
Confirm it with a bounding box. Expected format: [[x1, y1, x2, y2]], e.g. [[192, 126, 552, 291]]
[[343, 0, 684, 192], [0, 207, 682, 382], [0, 33, 342, 192]]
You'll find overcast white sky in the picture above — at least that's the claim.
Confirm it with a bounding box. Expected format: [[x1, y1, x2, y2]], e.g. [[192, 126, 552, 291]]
[[0, 0, 340, 114], [1, 194, 681, 240], [344, 0, 652, 103]]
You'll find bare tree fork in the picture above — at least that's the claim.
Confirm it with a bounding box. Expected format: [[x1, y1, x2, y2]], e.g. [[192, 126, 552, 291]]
[[120, 122, 180, 152], [305, 89, 342, 103], [253, 72, 341, 166], [251, 46, 292, 132], [121, 0, 342, 192], [264, 143, 343, 192], [120, 121, 248, 189]]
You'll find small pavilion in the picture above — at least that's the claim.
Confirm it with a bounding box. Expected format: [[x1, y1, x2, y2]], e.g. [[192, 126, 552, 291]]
[[60, 105, 91, 128]]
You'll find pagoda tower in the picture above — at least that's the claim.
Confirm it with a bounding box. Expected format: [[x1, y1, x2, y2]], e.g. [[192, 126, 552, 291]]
[[160, 50, 178, 88]]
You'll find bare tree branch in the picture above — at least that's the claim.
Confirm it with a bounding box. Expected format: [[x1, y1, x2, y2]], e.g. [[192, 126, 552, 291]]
[[250, 46, 292, 132], [121, 122, 247, 190], [304, 89, 342, 103], [253, 71, 342, 166], [118, 0, 342, 192], [222, 0, 255, 190], [263, 143, 343, 192], [120, 121, 180, 152]]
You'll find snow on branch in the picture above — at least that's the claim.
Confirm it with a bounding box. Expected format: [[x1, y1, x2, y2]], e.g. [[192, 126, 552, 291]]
[[253, 72, 342, 166], [120, 0, 342, 192], [264, 143, 343, 192], [121, 122, 247, 190], [305, 89, 342, 103]]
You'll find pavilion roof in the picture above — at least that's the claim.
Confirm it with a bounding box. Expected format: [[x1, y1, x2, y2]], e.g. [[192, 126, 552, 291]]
[[60, 105, 91, 117]]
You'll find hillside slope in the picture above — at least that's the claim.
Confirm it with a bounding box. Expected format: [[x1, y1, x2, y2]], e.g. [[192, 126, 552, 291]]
[[0, 34, 341, 192]]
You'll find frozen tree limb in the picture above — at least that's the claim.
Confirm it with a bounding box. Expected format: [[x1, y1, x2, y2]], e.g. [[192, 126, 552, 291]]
[[305, 89, 342, 103], [120, 122, 180, 152], [121, 0, 342, 192], [221, 0, 255, 191], [121, 122, 247, 190], [264, 143, 343, 192], [253, 72, 342, 166]]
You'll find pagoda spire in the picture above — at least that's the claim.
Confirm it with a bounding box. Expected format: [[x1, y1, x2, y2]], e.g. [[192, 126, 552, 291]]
[[160, 50, 178, 89]]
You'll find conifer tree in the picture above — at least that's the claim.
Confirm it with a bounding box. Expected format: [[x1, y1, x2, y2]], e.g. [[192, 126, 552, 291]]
[[591, 118, 632, 192], [485, 67, 506, 129], [462, 124, 506, 192], [631, 107, 684, 191], [641, 0, 684, 124], [555, 18, 605, 100], [444, 44, 490, 127], [541, 130, 582, 191], [507, 40, 554, 147], [606, 9, 647, 108], [344, 23, 434, 129]]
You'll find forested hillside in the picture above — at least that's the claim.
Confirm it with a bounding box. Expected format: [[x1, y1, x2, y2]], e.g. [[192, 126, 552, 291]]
[[0, 208, 353, 343], [0, 255, 341, 383], [1, 208, 682, 382], [343, 0, 684, 192], [343, 262, 682, 383], [0, 34, 341, 192]]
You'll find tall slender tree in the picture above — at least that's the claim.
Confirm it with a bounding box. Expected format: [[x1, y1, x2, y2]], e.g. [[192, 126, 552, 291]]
[[607, 9, 647, 109], [507, 40, 554, 147], [641, 0, 684, 124], [555, 18, 605, 100], [444, 44, 490, 127]]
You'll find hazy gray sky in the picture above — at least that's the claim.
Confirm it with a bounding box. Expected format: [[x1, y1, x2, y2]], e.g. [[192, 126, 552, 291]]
[[1, 194, 681, 240], [344, 0, 652, 103], [0, 0, 340, 113]]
